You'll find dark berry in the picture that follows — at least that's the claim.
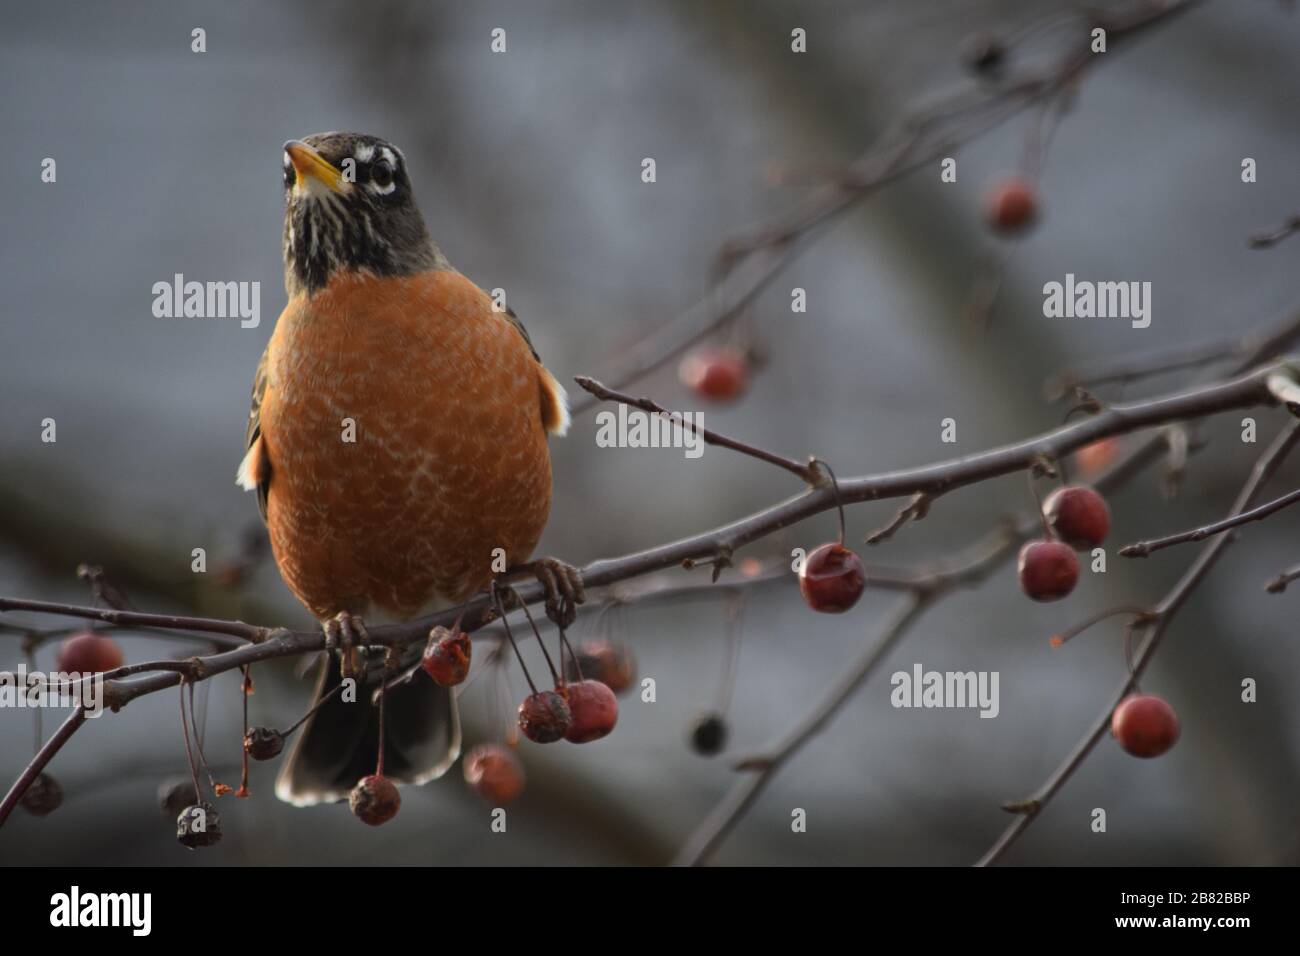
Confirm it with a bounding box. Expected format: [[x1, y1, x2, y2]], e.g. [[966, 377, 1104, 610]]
[[799, 542, 866, 613], [689, 712, 728, 756], [176, 803, 222, 848], [243, 727, 284, 760], [349, 774, 401, 826], [158, 778, 198, 818], [20, 773, 63, 816], [518, 690, 572, 743]]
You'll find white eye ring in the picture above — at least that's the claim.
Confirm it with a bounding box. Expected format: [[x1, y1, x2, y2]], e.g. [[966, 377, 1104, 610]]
[[369, 160, 396, 195]]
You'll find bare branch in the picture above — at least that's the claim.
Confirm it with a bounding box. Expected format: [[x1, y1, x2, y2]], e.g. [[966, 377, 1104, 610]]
[[1121, 485, 1300, 557], [574, 376, 819, 483]]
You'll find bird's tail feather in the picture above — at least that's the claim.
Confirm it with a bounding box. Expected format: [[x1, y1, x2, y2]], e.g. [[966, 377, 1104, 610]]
[[274, 650, 460, 807]]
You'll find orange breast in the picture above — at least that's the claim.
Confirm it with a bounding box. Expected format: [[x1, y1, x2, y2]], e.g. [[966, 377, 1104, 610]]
[[259, 269, 553, 619]]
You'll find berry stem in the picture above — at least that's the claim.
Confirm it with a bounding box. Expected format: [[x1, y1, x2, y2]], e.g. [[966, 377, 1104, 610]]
[[515, 590, 563, 688], [177, 681, 204, 803], [715, 592, 745, 715], [238, 666, 251, 798], [1027, 468, 1052, 538], [816, 460, 848, 546], [1050, 605, 1151, 647], [491, 582, 538, 696], [281, 678, 347, 738]]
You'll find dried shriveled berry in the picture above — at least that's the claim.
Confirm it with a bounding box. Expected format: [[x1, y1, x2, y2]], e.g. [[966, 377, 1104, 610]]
[[1111, 694, 1180, 758], [349, 774, 401, 826], [243, 727, 285, 761], [564, 639, 636, 695], [463, 744, 525, 804], [422, 626, 472, 686], [20, 773, 63, 816], [564, 680, 619, 743], [1018, 539, 1079, 601], [518, 690, 572, 743], [176, 802, 222, 848], [799, 542, 866, 613]]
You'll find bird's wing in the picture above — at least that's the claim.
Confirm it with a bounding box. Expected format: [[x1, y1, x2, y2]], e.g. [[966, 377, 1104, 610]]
[[504, 305, 569, 436], [236, 346, 272, 519]]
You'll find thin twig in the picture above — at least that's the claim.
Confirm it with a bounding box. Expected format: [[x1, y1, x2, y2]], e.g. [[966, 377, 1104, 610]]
[[1121, 485, 1300, 557], [1249, 213, 1300, 249], [575, 376, 818, 482]]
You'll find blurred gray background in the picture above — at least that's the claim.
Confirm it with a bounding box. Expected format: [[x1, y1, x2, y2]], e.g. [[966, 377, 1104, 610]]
[[3, 0, 1299, 865]]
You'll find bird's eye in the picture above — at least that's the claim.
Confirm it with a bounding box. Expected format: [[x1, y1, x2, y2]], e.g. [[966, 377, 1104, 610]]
[[371, 159, 394, 189], [283, 160, 294, 189]]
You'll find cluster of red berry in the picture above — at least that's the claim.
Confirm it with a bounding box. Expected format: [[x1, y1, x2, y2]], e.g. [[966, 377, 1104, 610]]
[[1018, 485, 1110, 601], [345, 632, 635, 825]]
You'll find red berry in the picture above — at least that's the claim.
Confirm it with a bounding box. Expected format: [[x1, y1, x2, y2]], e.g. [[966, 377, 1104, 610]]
[[678, 348, 749, 402], [349, 774, 401, 826], [463, 744, 525, 804], [1017, 539, 1079, 601], [518, 690, 572, 743], [564, 639, 636, 695], [1043, 485, 1110, 550], [986, 176, 1038, 235], [563, 680, 619, 743], [798, 542, 866, 613], [421, 625, 471, 686], [1076, 437, 1119, 476], [56, 631, 124, 674], [1111, 694, 1180, 758]]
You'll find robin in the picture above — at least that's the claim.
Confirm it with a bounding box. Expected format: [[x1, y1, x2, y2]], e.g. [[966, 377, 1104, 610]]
[[237, 132, 581, 806]]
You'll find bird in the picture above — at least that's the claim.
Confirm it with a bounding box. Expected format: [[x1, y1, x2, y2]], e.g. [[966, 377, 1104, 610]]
[[237, 131, 580, 806]]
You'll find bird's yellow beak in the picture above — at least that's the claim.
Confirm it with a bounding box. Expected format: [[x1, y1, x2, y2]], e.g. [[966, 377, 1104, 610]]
[[285, 140, 345, 194]]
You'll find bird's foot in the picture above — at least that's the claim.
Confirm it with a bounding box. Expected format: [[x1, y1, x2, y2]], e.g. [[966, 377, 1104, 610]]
[[505, 556, 586, 629], [322, 610, 370, 680]]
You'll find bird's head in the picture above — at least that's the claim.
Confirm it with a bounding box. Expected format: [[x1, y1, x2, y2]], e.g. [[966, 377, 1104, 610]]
[[281, 132, 443, 297]]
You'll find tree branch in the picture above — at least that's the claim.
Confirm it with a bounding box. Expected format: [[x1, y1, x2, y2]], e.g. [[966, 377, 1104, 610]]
[[976, 419, 1300, 866], [1121, 485, 1300, 557]]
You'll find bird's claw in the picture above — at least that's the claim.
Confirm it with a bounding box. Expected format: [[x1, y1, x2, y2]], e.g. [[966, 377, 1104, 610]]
[[531, 556, 585, 629], [499, 557, 585, 629], [322, 610, 369, 680]]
